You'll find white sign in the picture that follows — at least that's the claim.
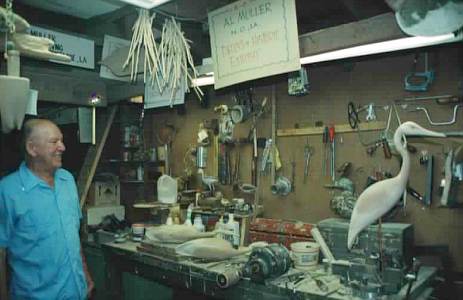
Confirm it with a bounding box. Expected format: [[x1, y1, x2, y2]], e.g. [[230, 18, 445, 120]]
[[28, 26, 95, 69], [144, 76, 185, 109], [208, 0, 300, 89], [100, 35, 131, 81]]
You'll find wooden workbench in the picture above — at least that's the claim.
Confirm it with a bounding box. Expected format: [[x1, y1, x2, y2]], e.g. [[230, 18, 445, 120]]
[[100, 241, 437, 300]]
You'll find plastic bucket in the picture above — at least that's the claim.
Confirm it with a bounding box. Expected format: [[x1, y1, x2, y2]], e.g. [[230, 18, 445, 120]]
[[290, 242, 320, 270]]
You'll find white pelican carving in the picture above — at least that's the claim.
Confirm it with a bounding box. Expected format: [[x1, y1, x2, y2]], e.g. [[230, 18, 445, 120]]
[[347, 121, 446, 249]]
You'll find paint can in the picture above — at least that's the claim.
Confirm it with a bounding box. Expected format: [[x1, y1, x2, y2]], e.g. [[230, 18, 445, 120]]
[[132, 223, 145, 241], [290, 242, 320, 270]]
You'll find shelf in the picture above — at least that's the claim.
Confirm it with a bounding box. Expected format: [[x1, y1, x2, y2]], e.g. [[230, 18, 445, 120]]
[[120, 180, 145, 184], [102, 160, 165, 166], [121, 145, 141, 150], [191, 209, 252, 218]]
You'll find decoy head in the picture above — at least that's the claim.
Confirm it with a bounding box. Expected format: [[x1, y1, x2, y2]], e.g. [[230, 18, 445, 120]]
[[399, 121, 446, 138]]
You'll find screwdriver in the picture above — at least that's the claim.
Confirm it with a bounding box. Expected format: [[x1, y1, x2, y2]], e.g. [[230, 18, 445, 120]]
[[329, 125, 335, 181], [322, 126, 329, 176]]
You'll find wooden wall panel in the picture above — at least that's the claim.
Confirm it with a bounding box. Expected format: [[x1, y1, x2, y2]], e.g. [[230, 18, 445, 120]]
[[142, 44, 463, 271]]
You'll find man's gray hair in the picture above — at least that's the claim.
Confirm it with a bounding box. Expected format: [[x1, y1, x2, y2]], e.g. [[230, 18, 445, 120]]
[[21, 119, 50, 159]]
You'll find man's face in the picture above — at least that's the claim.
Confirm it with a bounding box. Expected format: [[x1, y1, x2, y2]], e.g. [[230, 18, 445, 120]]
[[29, 123, 66, 171]]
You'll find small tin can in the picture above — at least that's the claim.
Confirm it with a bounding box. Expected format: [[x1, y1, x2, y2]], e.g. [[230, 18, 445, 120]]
[[122, 151, 130, 161]]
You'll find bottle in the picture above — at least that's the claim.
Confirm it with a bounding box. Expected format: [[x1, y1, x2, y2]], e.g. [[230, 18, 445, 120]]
[[184, 204, 193, 226], [215, 216, 225, 239], [226, 213, 240, 248], [193, 215, 205, 232]]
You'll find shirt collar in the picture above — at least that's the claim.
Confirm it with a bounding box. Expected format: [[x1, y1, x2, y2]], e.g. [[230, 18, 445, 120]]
[[19, 161, 69, 191]]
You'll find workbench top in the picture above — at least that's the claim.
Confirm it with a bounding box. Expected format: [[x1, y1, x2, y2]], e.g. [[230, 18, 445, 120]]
[[101, 241, 437, 300]]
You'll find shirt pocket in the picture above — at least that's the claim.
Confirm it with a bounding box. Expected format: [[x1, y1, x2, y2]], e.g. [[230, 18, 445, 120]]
[[15, 212, 58, 248]]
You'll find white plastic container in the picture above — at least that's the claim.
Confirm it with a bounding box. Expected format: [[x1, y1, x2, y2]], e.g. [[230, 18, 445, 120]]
[[193, 215, 205, 232], [290, 242, 320, 270], [157, 175, 177, 204]]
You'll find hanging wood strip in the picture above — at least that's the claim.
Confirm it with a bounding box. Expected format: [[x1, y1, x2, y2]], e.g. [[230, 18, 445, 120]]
[[277, 121, 386, 137]]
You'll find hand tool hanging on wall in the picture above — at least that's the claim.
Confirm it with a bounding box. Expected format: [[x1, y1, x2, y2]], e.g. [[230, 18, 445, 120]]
[[303, 138, 313, 183], [365, 104, 376, 121], [219, 143, 231, 185], [232, 145, 241, 190], [322, 126, 329, 176], [248, 97, 268, 186], [419, 152, 433, 206], [395, 94, 461, 104], [252, 128, 258, 186], [291, 159, 296, 191], [410, 104, 462, 126], [329, 125, 336, 181], [347, 102, 378, 127], [260, 139, 273, 174], [231, 88, 253, 124], [247, 97, 267, 140], [348, 101, 387, 148], [214, 105, 235, 142], [288, 67, 310, 96], [404, 52, 434, 92], [366, 139, 392, 159], [271, 175, 292, 196], [270, 86, 277, 186], [439, 146, 463, 207]]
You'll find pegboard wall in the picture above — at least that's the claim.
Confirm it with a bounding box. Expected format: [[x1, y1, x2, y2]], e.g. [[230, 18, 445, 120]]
[[141, 44, 463, 271]]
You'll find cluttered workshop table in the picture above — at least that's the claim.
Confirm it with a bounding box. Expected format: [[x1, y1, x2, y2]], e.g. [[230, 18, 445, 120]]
[[101, 238, 437, 300]]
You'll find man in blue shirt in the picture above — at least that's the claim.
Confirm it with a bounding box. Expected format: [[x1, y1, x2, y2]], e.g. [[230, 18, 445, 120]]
[[0, 119, 93, 299]]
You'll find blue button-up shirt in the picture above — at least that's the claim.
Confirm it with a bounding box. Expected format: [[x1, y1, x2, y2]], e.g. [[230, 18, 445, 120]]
[[0, 162, 87, 300]]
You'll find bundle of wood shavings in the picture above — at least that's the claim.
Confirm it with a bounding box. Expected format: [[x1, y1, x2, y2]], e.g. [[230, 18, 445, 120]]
[[125, 10, 203, 105]]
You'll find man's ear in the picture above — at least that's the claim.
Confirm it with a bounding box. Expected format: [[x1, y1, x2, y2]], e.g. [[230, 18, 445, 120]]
[[25, 140, 37, 157]]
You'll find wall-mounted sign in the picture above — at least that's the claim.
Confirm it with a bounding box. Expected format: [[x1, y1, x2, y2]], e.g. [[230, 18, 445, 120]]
[[208, 0, 300, 89], [28, 26, 95, 69], [100, 35, 131, 81]]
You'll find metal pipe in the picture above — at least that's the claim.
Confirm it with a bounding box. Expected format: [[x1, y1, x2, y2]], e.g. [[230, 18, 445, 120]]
[[397, 94, 454, 103]]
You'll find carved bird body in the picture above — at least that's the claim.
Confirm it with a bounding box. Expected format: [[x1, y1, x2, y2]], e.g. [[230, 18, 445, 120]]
[[347, 121, 446, 249]]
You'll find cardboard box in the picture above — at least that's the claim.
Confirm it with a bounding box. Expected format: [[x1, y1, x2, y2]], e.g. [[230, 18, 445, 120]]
[[87, 181, 120, 206]]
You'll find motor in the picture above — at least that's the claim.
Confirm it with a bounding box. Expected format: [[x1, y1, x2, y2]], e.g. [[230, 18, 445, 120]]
[[243, 244, 291, 283]]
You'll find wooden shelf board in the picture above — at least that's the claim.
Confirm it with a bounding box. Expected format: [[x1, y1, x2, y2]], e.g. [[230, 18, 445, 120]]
[[277, 121, 386, 137]]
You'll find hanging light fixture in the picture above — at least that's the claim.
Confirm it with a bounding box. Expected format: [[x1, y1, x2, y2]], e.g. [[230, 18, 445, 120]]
[[117, 0, 172, 9]]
